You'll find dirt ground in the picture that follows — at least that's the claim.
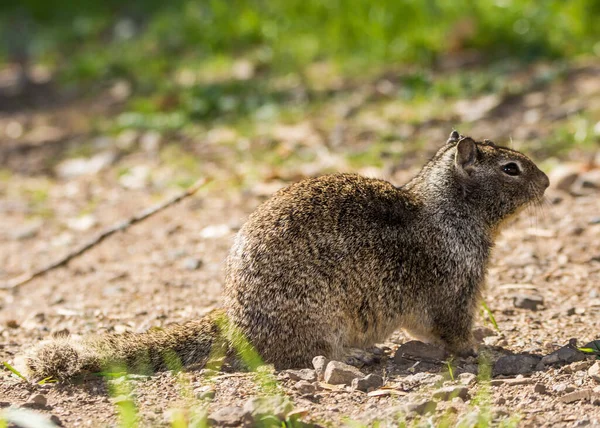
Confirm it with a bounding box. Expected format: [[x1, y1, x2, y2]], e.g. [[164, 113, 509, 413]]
[[1, 62, 600, 427]]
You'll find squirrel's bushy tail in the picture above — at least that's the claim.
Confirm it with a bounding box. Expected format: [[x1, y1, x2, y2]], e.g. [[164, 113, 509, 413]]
[[22, 309, 228, 381]]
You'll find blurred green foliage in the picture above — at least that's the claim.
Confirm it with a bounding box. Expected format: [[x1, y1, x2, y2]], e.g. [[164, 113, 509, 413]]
[[1, 0, 599, 161], [1, 0, 599, 84]]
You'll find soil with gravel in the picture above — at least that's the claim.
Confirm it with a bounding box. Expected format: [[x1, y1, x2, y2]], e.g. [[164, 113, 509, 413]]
[[1, 62, 600, 427]]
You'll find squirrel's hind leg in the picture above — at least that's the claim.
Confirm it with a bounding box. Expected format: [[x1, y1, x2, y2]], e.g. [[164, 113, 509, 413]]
[[431, 311, 477, 358]]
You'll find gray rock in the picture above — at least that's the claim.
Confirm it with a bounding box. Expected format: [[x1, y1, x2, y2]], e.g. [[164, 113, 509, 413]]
[[243, 396, 294, 420], [208, 406, 248, 427], [56, 151, 117, 179], [194, 385, 216, 400], [402, 400, 437, 415], [458, 373, 477, 385], [490, 378, 534, 386], [22, 394, 47, 409], [294, 380, 316, 395], [323, 361, 364, 385], [394, 340, 447, 362], [550, 164, 579, 192], [182, 257, 202, 271], [462, 364, 479, 375], [534, 383, 547, 394], [562, 360, 593, 374], [588, 361, 600, 382], [312, 356, 329, 381], [493, 354, 541, 376], [50, 415, 63, 426], [351, 374, 384, 392], [580, 169, 600, 190], [553, 383, 568, 393], [403, 372, 445, 386], [566, 385, 577, 393], [558, 389, 593, 404], [11, 221, 41, 240], [283, 368, 318, 383], [433, 386, 470, 401], [492, 407, 510, 418], [473, 327, 497, 343], [483, 336, 501, 346], [541, 344, 587, 365], [513, 294, 544, 311]]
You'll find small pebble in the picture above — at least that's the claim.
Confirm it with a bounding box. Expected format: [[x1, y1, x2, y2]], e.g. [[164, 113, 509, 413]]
[[588, 361, 600, 382], [458, 373, 477, 385], [282, 368, 318, 383], [312, 356, 329, 381], [50, 415, 63, 426], [182, 257, 202, 270], [294, 380, 316, 395], [394, 340, 447, 361], [433, 386, 470, 401], [553, 383, 568, 393], [513, 294, 544, 311], [402, 400, 437, 416], [22, 394, 47, 409], [351, 374, 384, 392], [207, 406, 247, 427], [323, 361, 364, 385]]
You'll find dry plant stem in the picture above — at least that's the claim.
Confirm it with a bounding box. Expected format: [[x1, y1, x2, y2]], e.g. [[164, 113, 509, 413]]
[[2, 178, 211, 290]]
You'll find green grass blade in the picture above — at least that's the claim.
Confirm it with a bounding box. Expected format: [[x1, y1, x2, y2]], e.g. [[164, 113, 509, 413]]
[[446, 360, 455, 381], [481, 300, 499, 332], [2, 362, 28, 382], [38, 376, 58, 385]]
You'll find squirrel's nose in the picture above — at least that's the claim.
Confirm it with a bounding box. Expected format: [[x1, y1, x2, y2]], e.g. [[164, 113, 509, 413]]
[[538, 170, 550, 189]]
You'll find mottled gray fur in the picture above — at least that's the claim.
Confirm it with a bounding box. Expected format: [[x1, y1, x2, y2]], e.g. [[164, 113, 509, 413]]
[[21, 131, 549, 380]]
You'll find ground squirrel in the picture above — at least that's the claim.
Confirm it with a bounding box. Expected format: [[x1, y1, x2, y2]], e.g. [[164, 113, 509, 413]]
[[21, 131, 549, 380]]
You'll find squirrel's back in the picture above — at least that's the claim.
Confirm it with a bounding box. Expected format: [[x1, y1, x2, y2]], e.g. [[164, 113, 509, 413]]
[[225, 174, 422, 367]]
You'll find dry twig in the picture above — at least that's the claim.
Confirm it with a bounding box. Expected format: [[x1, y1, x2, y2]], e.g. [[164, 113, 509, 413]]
[[2, 178, 210, 290]]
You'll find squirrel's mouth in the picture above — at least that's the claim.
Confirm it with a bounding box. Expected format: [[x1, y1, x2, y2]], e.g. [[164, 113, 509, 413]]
[[531, 181, 549, 202]]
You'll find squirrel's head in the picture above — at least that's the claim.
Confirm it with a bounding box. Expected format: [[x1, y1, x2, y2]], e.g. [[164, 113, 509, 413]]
[[449, 130, 549, 222], [418, 130, 549, 226]]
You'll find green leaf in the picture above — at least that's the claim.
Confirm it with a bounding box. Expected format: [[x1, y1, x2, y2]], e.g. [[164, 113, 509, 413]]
[[481, 301, 499, 332], [582, 340, 600, 352], [446, 360, 455, 381], [2, 361, 28, 382], [38, 376, 58, 385], [578, 341, 600, 359]]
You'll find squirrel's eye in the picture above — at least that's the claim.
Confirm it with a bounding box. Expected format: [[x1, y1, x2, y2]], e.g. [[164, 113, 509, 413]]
[[502, 162, 520, 176]]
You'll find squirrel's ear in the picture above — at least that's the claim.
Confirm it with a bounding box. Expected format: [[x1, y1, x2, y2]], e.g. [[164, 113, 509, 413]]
[[448, 130, 461, 143], [455, 138, 477, 174]]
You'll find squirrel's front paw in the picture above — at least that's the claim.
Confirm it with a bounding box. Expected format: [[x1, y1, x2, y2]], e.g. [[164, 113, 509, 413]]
[[447, 337, 478, 359], [454, 346, 478, 359]]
